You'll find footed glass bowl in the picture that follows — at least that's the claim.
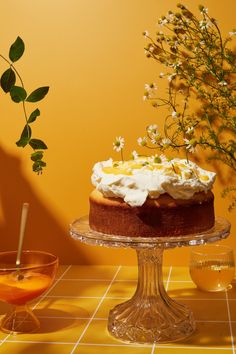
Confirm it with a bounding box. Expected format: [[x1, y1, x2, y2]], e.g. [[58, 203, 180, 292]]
[[0, 250, 58, 334]]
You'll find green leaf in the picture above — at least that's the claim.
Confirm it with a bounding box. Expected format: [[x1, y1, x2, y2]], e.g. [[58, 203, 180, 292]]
[[29, 139, 48, 150], [0, 68, 16, 93], [28, 109, 40, 123], [10, 85, 27, 102], [31, 151, 44, 161], [16, 125, 32, 147], [26, 87, 49, 102], [9, 36, 25, 62], [32, 160, 46, 173]]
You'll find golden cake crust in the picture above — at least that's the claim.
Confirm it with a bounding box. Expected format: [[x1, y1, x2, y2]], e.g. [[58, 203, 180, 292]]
[[89, 189, 215, 237]]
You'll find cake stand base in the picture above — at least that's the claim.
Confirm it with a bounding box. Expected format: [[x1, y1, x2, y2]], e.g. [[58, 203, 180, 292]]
[[108, 248, 195, 344]]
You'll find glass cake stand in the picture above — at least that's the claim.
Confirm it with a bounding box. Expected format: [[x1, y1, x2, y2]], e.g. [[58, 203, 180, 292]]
[[70, 216, 230, 344]]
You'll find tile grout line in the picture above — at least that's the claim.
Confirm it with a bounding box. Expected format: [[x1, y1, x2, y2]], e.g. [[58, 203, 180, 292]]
[[225, 290, 235, 354], [151, 345, 232, 351], [151, 265, 173, 354], [2, 339, 233, 350], [70, 265, 122, 354], [37, 316, 236, 324], [57, 278, 192, 283], [36, 294, 234, 301], [0, 313, 232, 323], [0, 264, 72, 347]]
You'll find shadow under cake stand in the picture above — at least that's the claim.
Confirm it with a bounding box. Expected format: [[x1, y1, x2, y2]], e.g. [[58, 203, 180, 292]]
[[70, 216, 230, 344]]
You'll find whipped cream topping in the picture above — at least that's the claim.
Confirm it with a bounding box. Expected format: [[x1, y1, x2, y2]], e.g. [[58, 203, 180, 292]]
[[91, 156, 216, 207]]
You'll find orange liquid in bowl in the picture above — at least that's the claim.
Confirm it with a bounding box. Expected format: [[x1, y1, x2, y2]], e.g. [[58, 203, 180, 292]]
[[0, 272, 52, 305]]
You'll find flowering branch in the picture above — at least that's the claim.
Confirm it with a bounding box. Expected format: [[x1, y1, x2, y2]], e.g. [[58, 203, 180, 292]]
[[140, 4, 236, 209]]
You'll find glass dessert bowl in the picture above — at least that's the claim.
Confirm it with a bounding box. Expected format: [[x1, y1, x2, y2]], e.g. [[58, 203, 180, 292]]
[[0, 250, 58, 334]]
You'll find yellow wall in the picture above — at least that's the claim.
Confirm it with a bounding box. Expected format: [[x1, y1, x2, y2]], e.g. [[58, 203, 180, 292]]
[[0, 0, 235, 266]]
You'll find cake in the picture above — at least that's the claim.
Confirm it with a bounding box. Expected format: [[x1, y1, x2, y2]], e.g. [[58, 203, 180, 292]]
[[89, 156, 216, 237]]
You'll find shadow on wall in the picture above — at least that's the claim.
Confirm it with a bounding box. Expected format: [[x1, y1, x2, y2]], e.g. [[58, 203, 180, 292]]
[[0, 146, 89, 265]]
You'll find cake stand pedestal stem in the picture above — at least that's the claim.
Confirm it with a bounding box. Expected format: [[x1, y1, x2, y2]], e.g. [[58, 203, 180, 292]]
[[108, 247, 196, 343]]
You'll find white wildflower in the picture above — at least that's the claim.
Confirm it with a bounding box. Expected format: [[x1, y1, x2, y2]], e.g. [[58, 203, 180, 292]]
[[172, 61, 182, 69], [147, 124, 158, 134], [143, 83, 157, 101], [151, 133, 161, 145], [199, 20, 211, 30], [149, 45, 155, 53], [161, 138, 171, 146], [229, 31, 236, 36], [144, 83, 157, 92], [186, 126, 194, 135], [137, 136, 148, 147], [184, 138, 196, 153], [158, 17, 168, 27], [143, 30, 149, 38], [167, 73, 176, 82], [171, 111, 178, 118], [218, 80, 228, 86], [167, 12, 175, 22], [131, 150, 139, 160], [113, 136, 125, 152], [159, 72, 165, 78], [200, 7, 208, 14], [173, 41, 180, 50]]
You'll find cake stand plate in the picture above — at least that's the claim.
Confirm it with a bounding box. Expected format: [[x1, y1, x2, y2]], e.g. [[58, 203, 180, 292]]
[[70, 216, 230, 344]]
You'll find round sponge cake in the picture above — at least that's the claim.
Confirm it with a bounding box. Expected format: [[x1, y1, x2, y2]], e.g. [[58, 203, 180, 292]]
[[89, 189, 215, 237]]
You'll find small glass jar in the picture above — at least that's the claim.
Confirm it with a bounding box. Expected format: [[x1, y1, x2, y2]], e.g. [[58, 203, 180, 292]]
[[189, 244, 235, 292]]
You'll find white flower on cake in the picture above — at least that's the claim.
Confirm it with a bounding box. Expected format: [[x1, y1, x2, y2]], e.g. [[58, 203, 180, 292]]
[[113, 136, 125, 152], [131, 150, 139, 160], [91, 157, 216, 207], [159, 154, 168, 162]]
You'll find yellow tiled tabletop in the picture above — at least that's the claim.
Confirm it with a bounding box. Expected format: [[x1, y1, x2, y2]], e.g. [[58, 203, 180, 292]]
[[0, 265, 235, 354]]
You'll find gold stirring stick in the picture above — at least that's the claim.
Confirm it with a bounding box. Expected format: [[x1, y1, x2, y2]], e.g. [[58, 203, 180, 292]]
[[16, 203, 29, 269]]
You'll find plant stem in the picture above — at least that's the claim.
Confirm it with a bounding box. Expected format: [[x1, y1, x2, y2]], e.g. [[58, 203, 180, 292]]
[[0, 53, 29, 132]]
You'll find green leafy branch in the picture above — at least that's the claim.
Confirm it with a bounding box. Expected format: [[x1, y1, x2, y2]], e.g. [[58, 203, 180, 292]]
[[0, 36, 49, 173]]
